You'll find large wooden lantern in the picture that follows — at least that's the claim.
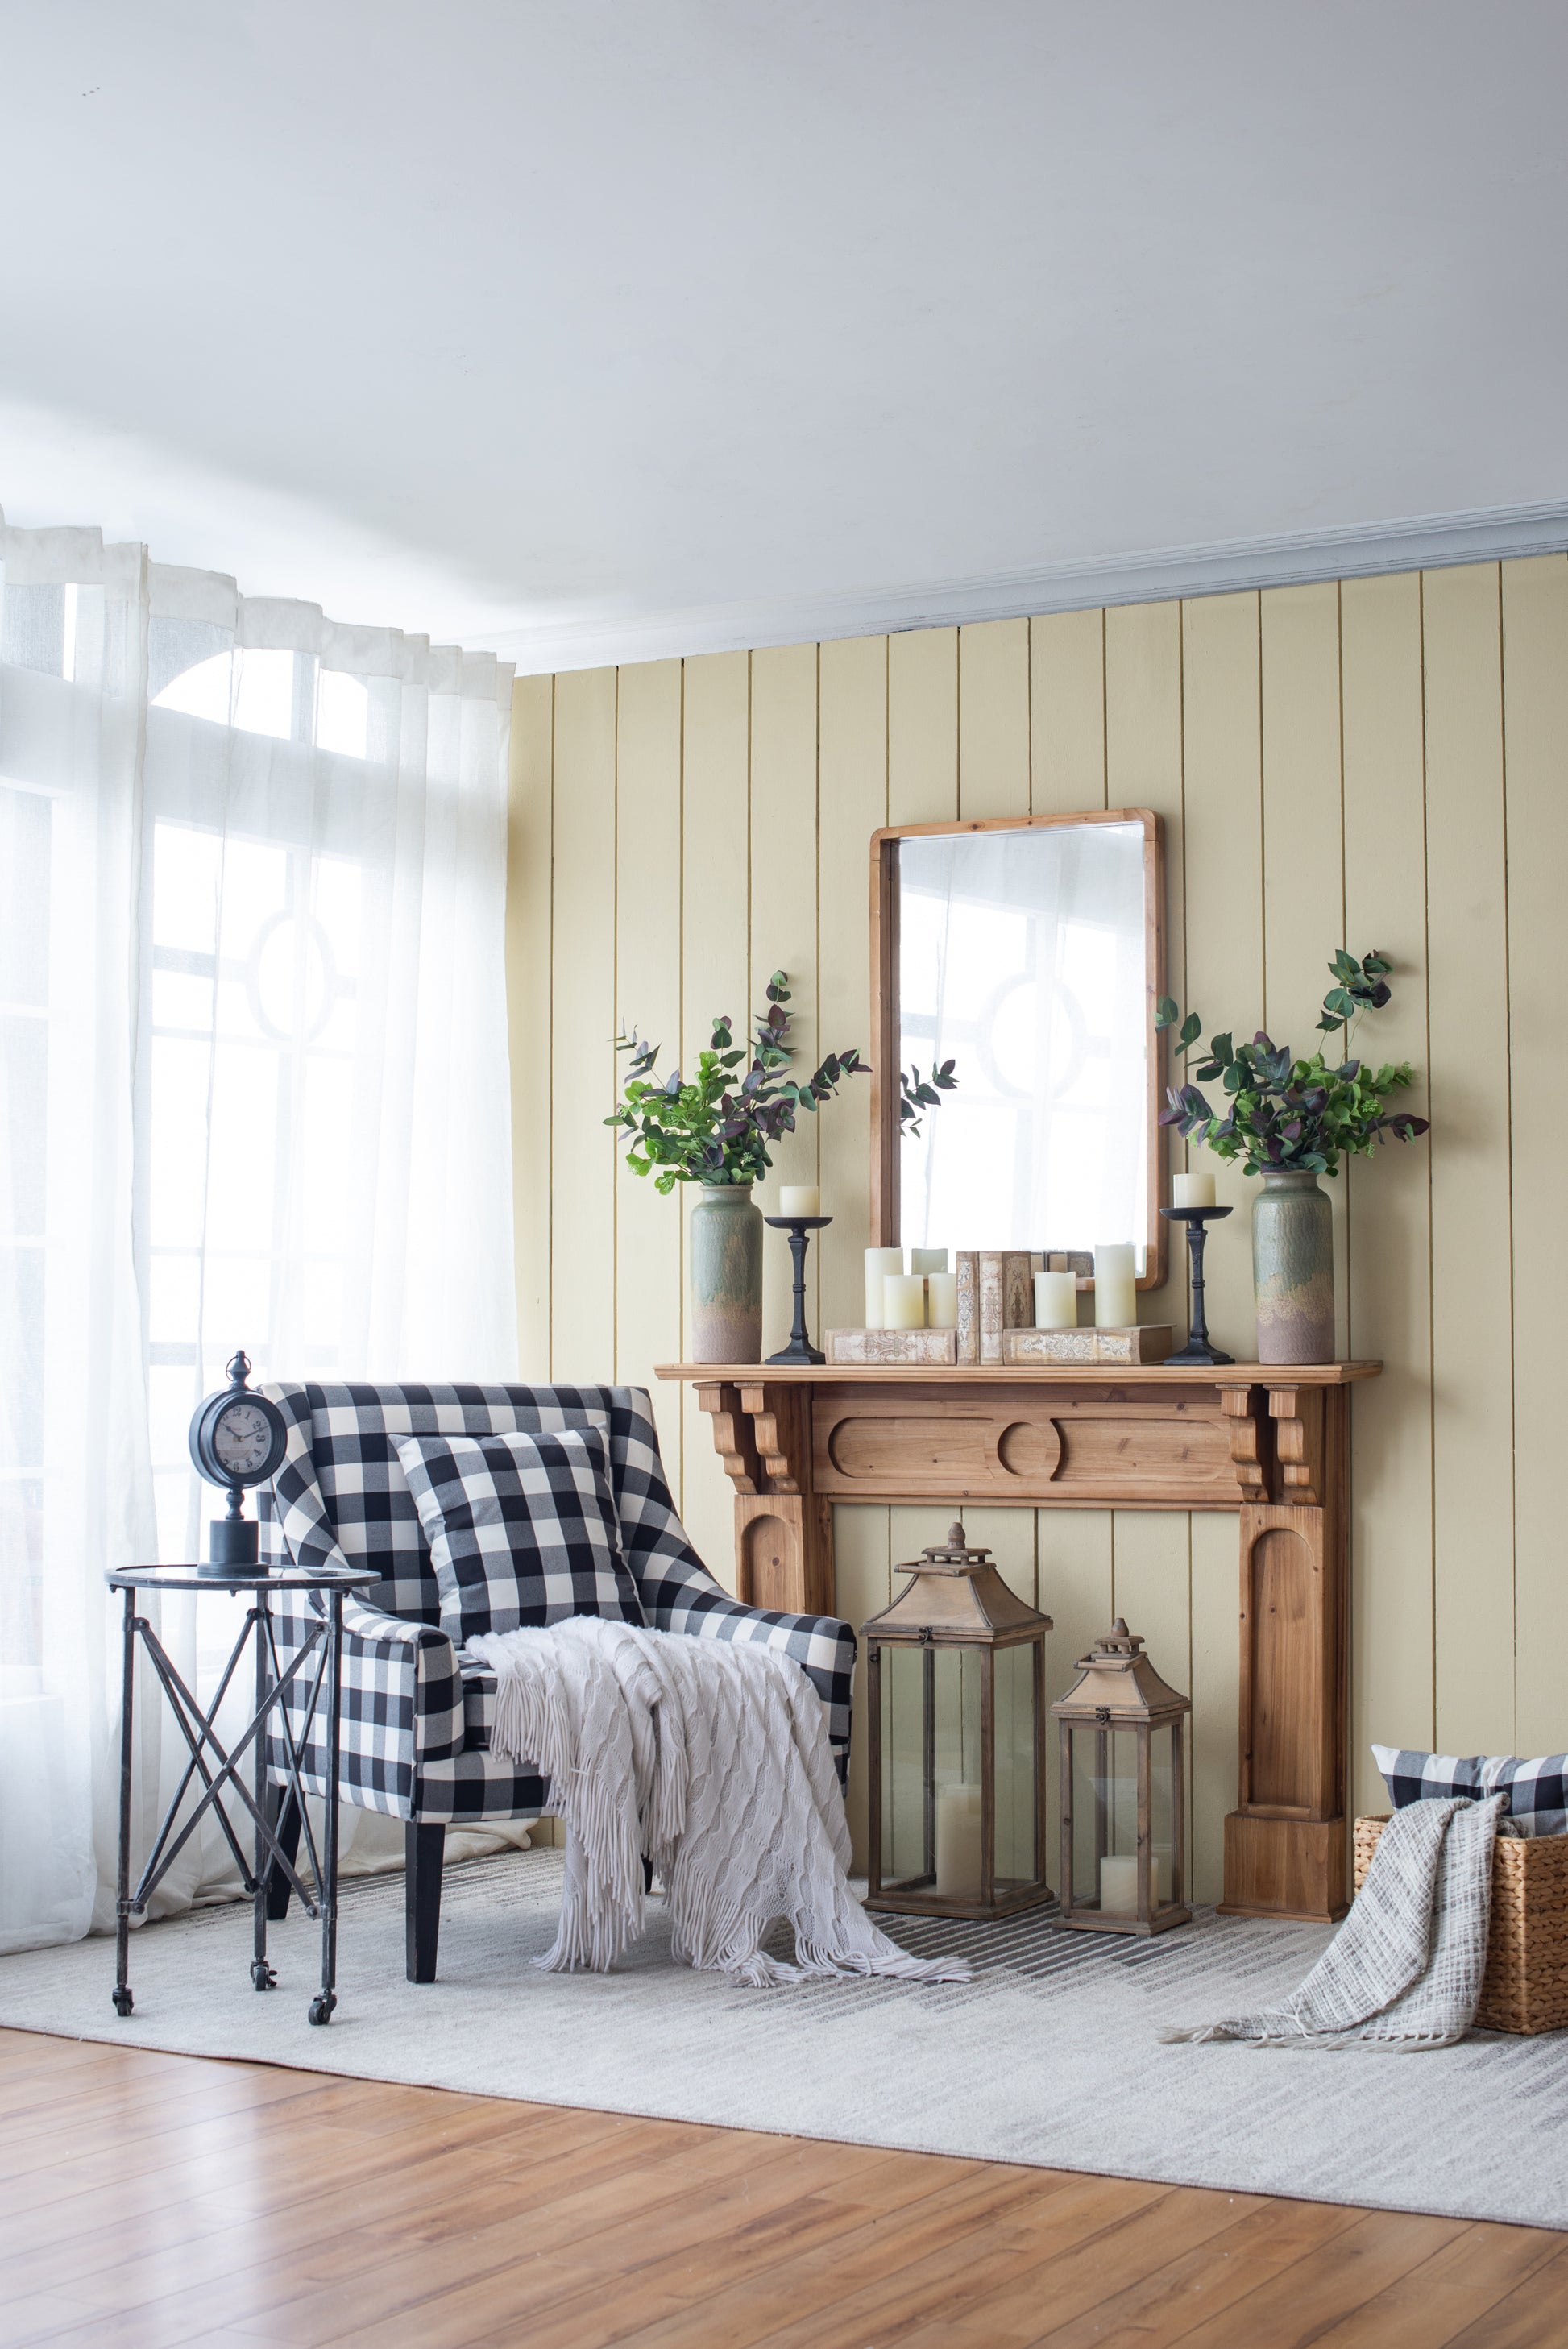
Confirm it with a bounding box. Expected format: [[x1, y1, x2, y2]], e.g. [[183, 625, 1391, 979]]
[[1052, 1619, 1191, 1936], [862, 1521, 1052, 1921]]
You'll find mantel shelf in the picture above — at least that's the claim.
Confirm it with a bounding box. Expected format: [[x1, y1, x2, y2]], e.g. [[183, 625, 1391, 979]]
[[662, 1352, 1378, 1928], [657, 1360, 1381, 1386]]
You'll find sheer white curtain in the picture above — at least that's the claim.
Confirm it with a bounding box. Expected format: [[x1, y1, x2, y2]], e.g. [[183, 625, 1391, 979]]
[[0, 517, 516, 1953]]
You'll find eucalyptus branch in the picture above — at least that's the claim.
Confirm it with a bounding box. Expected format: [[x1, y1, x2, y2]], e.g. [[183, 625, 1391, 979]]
[[1155, 948, 1429, 1179]]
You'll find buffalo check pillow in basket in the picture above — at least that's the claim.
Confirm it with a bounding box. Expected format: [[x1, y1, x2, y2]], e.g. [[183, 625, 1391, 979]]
[[393, 1426, 645, 1648], [1372, 1744, 1568, 1836]]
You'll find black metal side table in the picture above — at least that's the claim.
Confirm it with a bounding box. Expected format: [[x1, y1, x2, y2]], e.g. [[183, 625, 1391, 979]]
[[106, 1564, 376, 2027]]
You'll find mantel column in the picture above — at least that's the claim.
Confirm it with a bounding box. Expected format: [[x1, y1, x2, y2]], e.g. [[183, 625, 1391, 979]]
[[1219, 1380, 1349, 1923], [695, 1380, 833, 1618]]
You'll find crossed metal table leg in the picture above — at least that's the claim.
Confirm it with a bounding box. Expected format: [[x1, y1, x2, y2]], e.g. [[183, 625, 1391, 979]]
[[111, 1577, 346, 2026]]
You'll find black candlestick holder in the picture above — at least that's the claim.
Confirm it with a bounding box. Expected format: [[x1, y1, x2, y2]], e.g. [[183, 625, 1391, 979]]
[[1160, 1204, 1234, 1366], [763, 1214, 833, 1364]]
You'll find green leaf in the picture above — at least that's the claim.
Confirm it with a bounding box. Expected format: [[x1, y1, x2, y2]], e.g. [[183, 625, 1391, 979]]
[[1155, 997, 1180, 1030], [1179, 1012, 1202, 1049]]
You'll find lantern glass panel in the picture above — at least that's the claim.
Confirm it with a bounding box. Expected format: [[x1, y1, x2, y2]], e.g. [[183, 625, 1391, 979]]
[[993, 1641, 1038, 1886], [1150, 1720, 1177, 1905], [1069, 1723, 1142, 1911], [879, 1642, 984, 1890]]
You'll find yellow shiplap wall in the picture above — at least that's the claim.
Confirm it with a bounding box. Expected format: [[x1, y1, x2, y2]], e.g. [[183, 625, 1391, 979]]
[[507, 558, 1568, 1901]]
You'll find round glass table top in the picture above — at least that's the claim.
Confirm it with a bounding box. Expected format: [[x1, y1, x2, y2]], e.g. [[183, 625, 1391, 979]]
[[106, 1563, 379, 1594]]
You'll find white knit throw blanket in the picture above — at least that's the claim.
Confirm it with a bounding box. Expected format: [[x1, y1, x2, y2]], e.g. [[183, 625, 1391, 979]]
[[1163, 1794, 1504, 2052], [466, 1618, 970, 1987]]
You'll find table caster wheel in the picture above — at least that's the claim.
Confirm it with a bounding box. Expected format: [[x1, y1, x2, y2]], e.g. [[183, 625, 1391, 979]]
[[251, 1961, 276, 1991], [308, 1993, 335, 2026], [112, 1987, 134, 2017]]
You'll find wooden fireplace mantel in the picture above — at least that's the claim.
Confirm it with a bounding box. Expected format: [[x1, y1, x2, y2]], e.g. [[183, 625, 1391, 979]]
[[656, 1357, 1382, 1924]]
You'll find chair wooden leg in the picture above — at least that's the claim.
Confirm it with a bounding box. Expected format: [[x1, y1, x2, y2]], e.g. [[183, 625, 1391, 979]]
[[405, 1821, 446, 1983], [264, 1786, 303, 1921]]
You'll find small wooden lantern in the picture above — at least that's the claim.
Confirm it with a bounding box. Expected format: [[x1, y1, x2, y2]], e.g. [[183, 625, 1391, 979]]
[[1052, 1618, 1191, 1935], [862, 1521, 1052, 1921]]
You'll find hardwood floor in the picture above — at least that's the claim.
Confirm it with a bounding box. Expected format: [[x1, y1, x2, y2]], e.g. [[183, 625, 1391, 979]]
[[2, 2026, 1565, 2348]]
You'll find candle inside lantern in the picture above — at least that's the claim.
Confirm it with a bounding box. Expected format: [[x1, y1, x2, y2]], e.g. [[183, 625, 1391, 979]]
[[1093, 1243, 1137, 1329], [910, 1247, 948, 1275], [935, 1783, 983, 1898], [864, 1247, 905, 1328], [882, 1272, 927, 1329], [926, 1272, 958, 1328], [1099, 1851, 1164, 1914], [1172, 1171, 1216, 1209], [778, 1184, 819, 1218], [1034, 1270, 1077, 1329]]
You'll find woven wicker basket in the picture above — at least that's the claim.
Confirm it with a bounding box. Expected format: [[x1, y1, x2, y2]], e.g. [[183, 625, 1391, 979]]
[[1354, 1814, 1568, 2035]]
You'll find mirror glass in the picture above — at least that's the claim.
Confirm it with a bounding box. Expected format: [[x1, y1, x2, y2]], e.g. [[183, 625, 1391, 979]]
[[894, 816, 1158, 1267]]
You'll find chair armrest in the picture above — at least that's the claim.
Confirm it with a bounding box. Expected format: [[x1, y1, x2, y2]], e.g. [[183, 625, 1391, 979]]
[[263, 1596, 462, 1820], [645, 1584, 856, 1767]]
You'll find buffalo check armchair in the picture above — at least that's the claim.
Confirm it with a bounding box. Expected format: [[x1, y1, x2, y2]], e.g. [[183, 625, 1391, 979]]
[[256, 1381, 857, 1981]]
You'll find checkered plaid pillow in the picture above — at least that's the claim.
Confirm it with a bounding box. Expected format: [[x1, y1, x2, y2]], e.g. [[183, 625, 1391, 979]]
[[1372, 1745, 1568, 1836], [393, 1427, 645, 1648]]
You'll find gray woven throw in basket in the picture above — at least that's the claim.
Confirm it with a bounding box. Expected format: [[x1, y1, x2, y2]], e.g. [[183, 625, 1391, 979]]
[[1163, 1794, 1505, 2052]]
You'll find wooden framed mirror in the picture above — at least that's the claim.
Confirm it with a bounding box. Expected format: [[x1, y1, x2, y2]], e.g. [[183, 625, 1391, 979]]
[[869, 808, 1167, 1290]]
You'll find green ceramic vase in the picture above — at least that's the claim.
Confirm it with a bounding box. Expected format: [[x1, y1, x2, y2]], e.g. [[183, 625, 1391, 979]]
[[1251, 1168, 1334, 1363], [688, 1183, 764, 1363]]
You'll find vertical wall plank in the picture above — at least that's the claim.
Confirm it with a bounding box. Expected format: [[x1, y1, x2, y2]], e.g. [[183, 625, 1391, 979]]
[[1180, 592, 1263, 1358], [549, 668, 617, 1383], [1180, 590, 1263, 1895], [507, 674, 554, 1377], [678, 651, 752, 1588], [1030, 608, 1106, 815], [818, 635, 889, 1322], [1503, 556, 1568, 1757], [1029, 608, 1114, 1854], [750, 644, 821, 1359], [1424, 563, 1513, 1754], [887, 627, 956, 825], [613, 660, 684, 1473], [958, 617, 1030, 818], [1104, 600, 1192, 1860], [819, 633, 890, 1864], [1342, 571, 1433, 1810], [1260, 581, 1350, 1354]]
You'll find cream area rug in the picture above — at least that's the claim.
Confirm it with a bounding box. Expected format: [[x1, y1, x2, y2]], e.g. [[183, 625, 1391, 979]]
[[2, 1848, 1566, 2231]]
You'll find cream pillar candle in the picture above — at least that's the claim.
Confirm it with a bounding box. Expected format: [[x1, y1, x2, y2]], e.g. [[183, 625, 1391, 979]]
[[926, 1272, 959, 1328], [1033, 1270, 1077, 1329], [935, 1783, 983, 1899], [1099, 1851, 1164, 1915], [910, 1247, 948, 1275], [1172, 1171, 1215, 1209], [1093, 1243, 1137, 1329], [778, 1184, 819, 1217], [882, 1272, 927, 1329], [864, 1247, 904, 1327]]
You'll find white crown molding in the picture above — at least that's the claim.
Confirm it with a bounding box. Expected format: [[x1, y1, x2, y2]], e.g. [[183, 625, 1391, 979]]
[[480, 500, 1568, 675]]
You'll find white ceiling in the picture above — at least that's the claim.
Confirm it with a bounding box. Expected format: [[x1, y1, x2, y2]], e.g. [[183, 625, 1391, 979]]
[[4, 1, 1566, 669]]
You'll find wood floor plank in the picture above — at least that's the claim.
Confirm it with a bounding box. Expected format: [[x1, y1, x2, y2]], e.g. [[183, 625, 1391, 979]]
[[1308, 2220, 1565, 2347], [1168, 2210, 1475, 2347], [1023, 2193, 1366, 2347], [0, 2029, 1561, 2349]]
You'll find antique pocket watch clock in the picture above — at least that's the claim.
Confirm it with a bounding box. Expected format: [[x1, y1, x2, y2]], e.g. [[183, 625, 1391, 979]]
[[188, 1351, 288, 1571]]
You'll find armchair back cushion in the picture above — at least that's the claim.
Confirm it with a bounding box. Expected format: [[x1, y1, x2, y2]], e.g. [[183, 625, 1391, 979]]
[[394, 1426, 644, 1644]]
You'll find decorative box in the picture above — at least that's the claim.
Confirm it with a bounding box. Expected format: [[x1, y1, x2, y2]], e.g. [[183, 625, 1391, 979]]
[[824, 1328, 960, 1366], [1002, 1324, 1174, 1366]]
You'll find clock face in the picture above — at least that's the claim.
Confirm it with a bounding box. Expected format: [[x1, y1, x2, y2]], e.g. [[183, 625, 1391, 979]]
[[211, 1400, 276, 1475]]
